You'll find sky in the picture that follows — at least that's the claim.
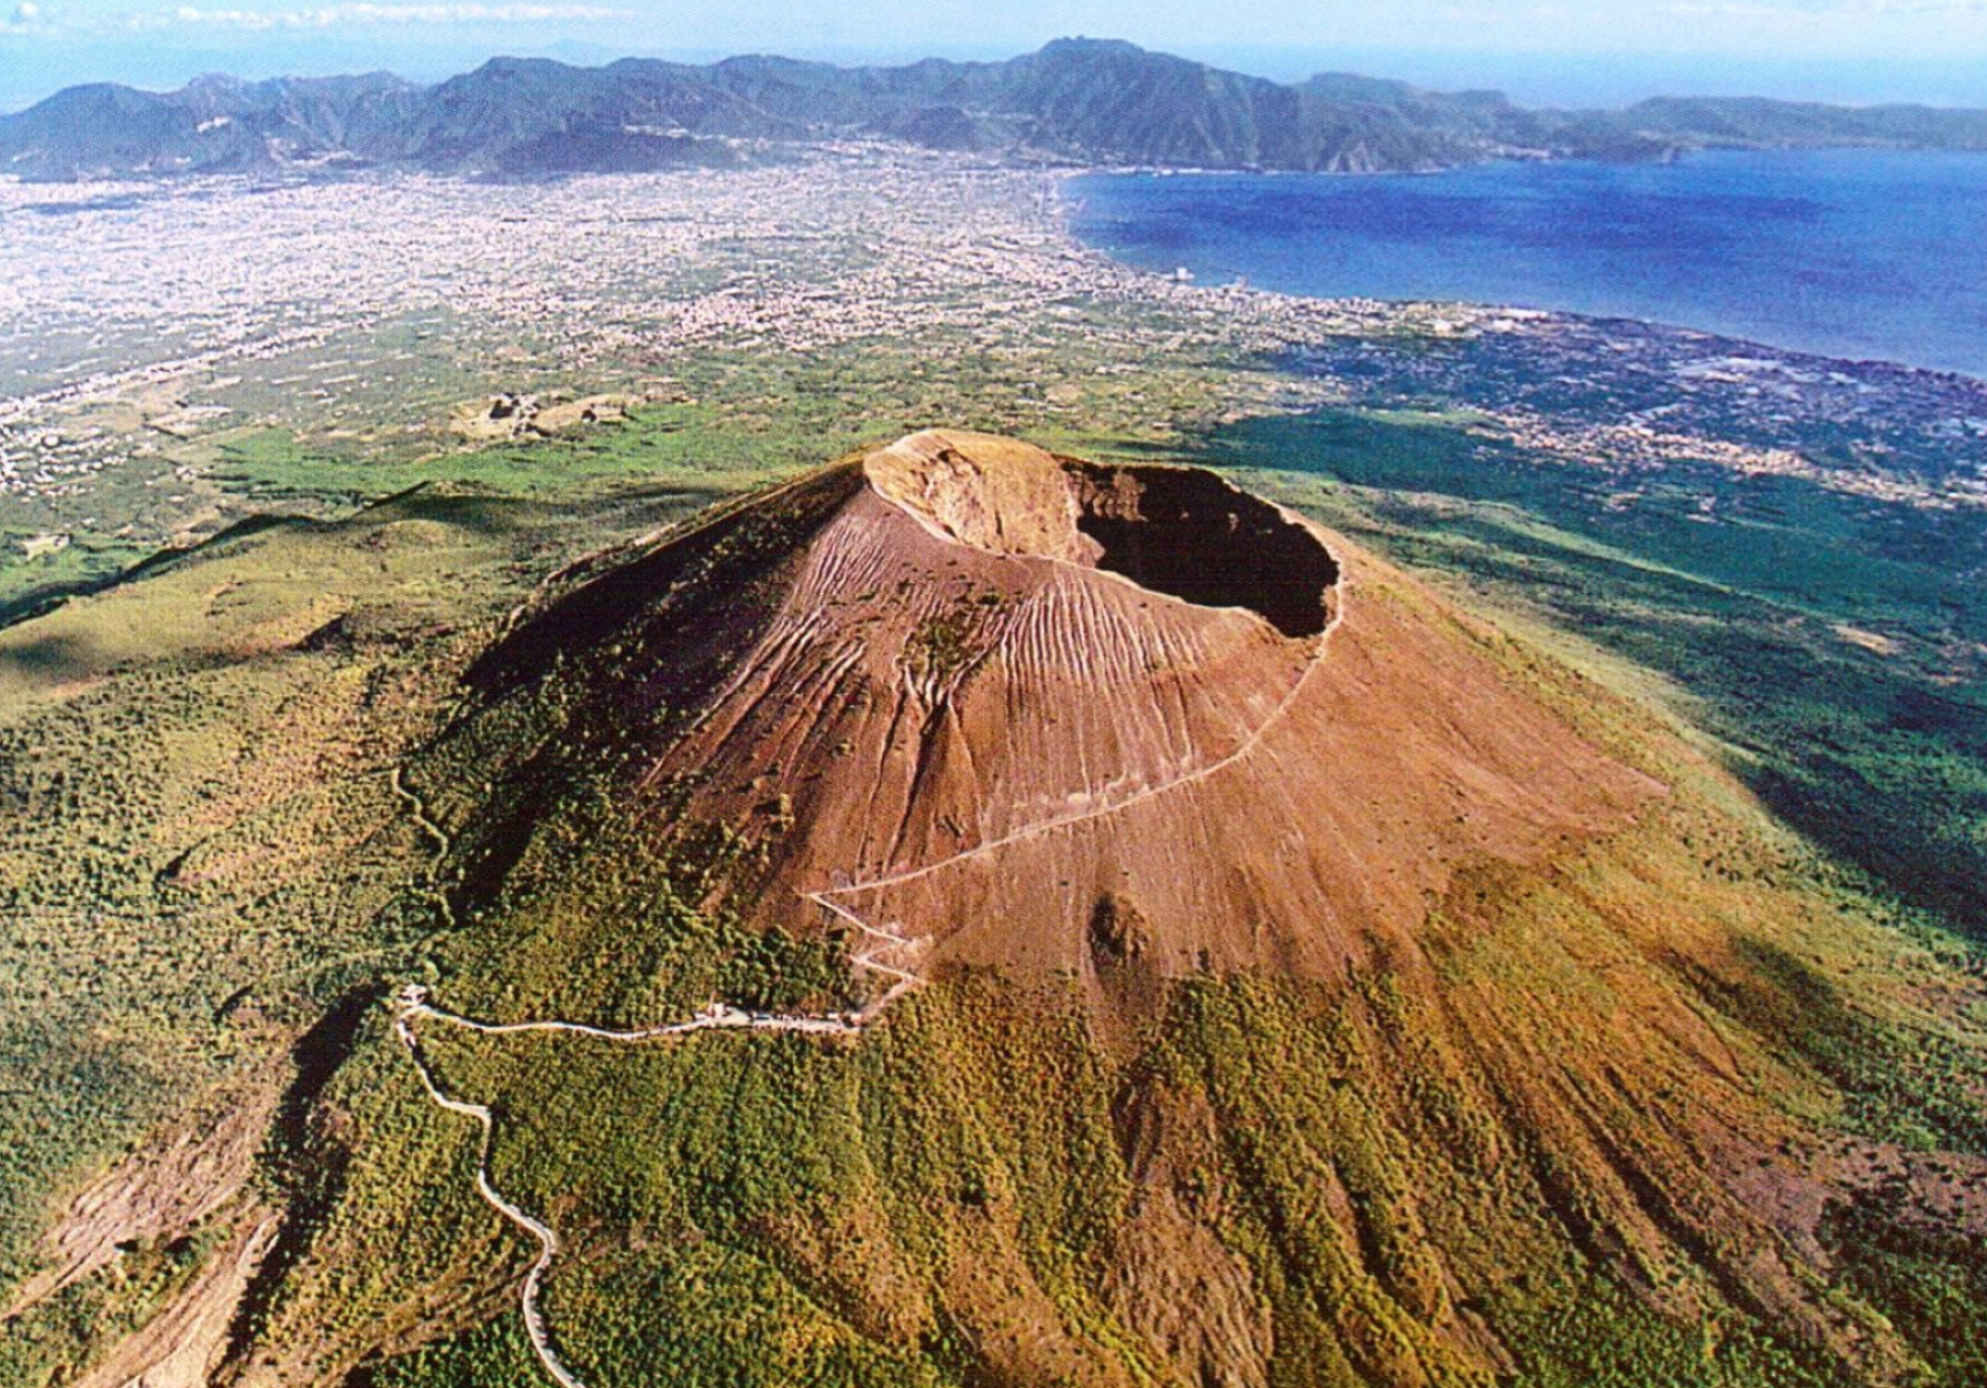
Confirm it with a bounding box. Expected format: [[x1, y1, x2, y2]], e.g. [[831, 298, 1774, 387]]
[[5, 0, 1987, 112]]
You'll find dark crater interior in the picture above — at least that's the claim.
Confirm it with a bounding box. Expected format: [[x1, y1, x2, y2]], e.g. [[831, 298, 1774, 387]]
[[1067, 462, 1338, 639]]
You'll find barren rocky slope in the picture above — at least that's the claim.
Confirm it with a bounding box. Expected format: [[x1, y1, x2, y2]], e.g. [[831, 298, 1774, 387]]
[[443, 430, 1660, 997], [334, 432, 1982, 1386]]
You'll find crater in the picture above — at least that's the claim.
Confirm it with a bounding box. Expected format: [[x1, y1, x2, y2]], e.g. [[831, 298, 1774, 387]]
[[1066, 461, 1337, 639], [864, 430, 1337, 639]]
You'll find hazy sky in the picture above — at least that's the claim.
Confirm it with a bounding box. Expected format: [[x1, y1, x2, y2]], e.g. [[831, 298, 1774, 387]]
[[5, 0, 1987, 111]]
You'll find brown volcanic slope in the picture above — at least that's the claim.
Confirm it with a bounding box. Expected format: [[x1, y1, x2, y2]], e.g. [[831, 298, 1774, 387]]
[[253, 430, 1987, 1388], [447, 428, 1660, 992]]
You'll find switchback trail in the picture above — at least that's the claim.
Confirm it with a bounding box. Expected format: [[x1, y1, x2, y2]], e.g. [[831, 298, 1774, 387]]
[[392, 566, 1347, 1388]]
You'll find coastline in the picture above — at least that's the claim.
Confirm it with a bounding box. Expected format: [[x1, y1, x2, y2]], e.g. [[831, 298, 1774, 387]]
[[1063, 150, 1987, 385]]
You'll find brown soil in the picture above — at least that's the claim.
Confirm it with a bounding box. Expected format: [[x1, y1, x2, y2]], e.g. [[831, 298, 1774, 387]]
[[367, 430, 1985, 1386], [65, 1210, 280, 1388], [473, 428, 1659, 993]]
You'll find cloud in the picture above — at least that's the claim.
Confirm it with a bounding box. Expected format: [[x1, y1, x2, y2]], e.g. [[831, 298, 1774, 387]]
[[4, 2, 630, 34], [152, 3, 630, 25]]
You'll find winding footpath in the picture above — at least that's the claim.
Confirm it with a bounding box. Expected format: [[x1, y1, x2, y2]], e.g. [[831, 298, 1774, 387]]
[[392, 566, 1348, 1388], [392, 910, 922, 1388]]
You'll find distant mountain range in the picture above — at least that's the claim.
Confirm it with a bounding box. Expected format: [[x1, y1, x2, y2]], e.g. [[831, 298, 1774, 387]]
[[6, 37, 1987, 181]]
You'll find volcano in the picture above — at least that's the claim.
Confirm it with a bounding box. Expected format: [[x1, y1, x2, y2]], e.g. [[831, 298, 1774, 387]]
[[365, 431, 1987, 1388], [450, 429, 1659, 989]]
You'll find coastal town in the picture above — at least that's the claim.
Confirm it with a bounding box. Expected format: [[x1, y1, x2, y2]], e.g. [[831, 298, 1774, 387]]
[[3, 143, 1985, 608]]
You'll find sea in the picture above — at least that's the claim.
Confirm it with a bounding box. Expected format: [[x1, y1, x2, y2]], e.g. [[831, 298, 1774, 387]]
[[1067, 149, 1987, 380]]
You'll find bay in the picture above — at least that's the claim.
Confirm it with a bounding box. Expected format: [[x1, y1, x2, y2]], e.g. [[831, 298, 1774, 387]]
[[1068, 150, 1987, 379]]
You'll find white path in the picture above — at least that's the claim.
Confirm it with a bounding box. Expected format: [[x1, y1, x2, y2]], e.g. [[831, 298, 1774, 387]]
[[391, 904, 922, 1388], [392, 557, 1347, 1388]]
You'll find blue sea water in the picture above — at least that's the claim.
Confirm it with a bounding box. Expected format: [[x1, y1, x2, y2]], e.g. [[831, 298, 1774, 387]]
[[1067, 150, 1987, 379]]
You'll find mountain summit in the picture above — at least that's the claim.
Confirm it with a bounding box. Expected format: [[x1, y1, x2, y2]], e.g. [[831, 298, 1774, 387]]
[[9, 432, 1985, 1386], [440, 429, 1657, 1002]]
